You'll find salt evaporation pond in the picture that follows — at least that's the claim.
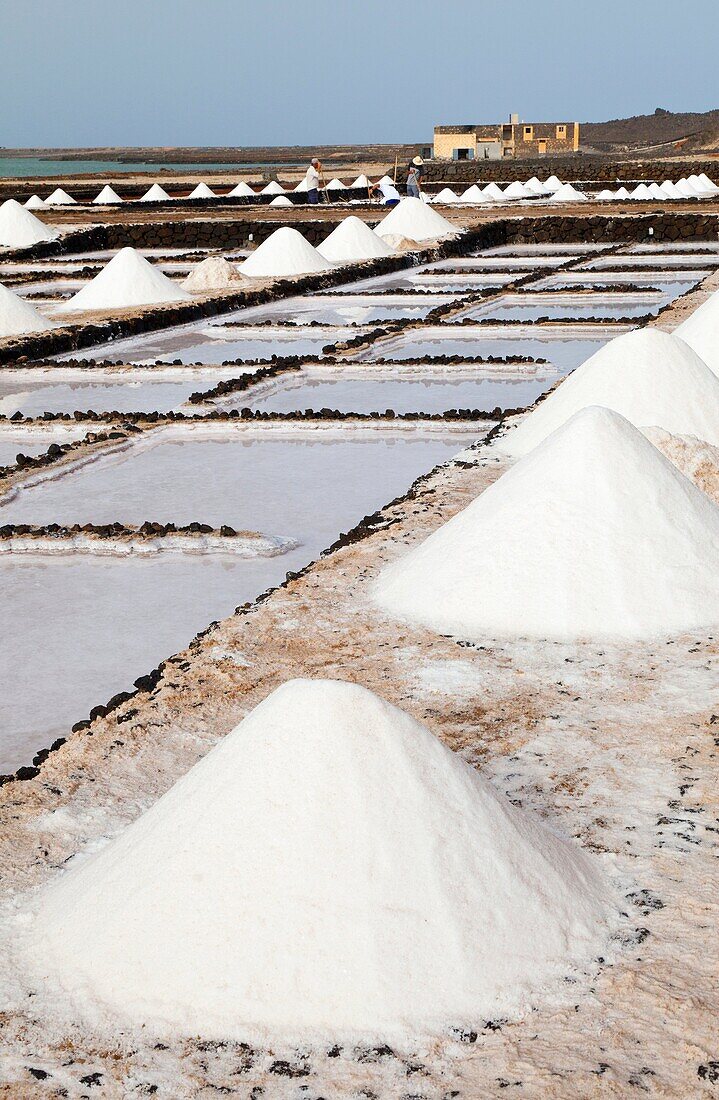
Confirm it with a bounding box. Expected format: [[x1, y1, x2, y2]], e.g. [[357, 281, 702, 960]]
[[219, 366, 547, 414], [0, 427, 88, 467], [535, 273, 701, 295], [365, 325, 618, 373], [0, 429, 477, 531], [0, 369, 247, 416], [463, 293, 667, 322], [0, 429, 478, 770], [580, 254, 718, 269], [234, 294, 458, 325], [484, 243, 611, 256], [76, 324, 367, 365]]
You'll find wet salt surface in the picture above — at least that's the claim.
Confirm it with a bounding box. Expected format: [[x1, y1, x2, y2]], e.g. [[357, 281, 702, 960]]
[[0, 429, 479, 769], [229, 293, 459, 325], [535, 273, 700, 295], [0, 427, 88, 467], [221, 366, 547, 414], [364, 325, 618, 372], [458, 292, 667, 322], [327, 271, 516, 293], [0, 369, 248, 416], [580, 254, 719, 269], [482, 243, 612, 255]]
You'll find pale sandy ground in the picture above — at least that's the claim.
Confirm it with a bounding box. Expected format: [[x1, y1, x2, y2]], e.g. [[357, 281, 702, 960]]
[[0, 253, 717, 1100]]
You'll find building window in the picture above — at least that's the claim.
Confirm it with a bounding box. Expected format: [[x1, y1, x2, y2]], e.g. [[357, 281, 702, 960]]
[[556, 124, 567, 140], [523, 125, 533, 141], [538, 140, 547, 155]]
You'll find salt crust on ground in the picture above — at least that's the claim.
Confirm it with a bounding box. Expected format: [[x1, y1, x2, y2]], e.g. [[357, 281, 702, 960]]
[[498, 328, 719, 457], [182, 256, 246, 291], [0, 198, 59, 248], [240, 227, 330, 277], [374, 407, 719, 641], [318, 215, 395, 262], [0, 281, 56, 338], [58, 247, 191, 311], [92, 185, 122, 204], [21, 678, 612, 1043], [673, 287, 719, 376], [643, 426, 719, 505], [374, 197, 456, 242]]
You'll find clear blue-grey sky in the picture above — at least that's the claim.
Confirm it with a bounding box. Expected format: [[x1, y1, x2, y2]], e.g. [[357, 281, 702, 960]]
[[3, 0, 718, 147]]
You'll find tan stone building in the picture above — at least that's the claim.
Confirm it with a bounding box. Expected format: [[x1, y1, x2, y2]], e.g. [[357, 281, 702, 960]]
[[434, 115, 580, 160]]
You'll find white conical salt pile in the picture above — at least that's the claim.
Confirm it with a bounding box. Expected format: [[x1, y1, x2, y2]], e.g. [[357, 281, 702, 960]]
[[548, 183, 588, 203], [596, 189, 615, 200], [182, 256, 245, 292], [23, 194, 47, 209], [293, 179, 308, 192], [0, 282, 57, 338], [542, 175, 562, 192], [525, 176, 549, 195], [269, 195, 293, 207], [375, 407, 719, 641], [433, 187, 461, 204], [630, 183, 652, 200], [643, 427, 719, 506], [374, 197, 456, 242], [673, 290, 719, 377], [688, 174, 713, 194], [503, 181, 532, 199], [92, 185, 123, 205], [647, 182, 667, 199], [260, 181, 285, 195], [227, 181, 255, 197], [613, 186, 631, 199], [24, 678, 613, 1040], [481, 182, 504, 200], [326, 178, 346, 191], [0, 199, 59, 248], [318, 215, 395, 262], [140, 184, 171, 202], [661, 180, 683, 199], [351, 174, 371, 189], [459, 184, 488, 203], [187, 182, 216, 199], [378, 175, 393, 187], [498, 328, 719, 458], [240, 226, 330, 277], [45, 188, 76, 205], [58, 247, 191, 312], [698, 173, 719, 192], [675, 178, 702, 197]]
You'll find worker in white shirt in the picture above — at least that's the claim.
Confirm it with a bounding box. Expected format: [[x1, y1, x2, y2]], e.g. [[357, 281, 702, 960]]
[[369, 177, 401, 205], [304, 158, 324, 205]]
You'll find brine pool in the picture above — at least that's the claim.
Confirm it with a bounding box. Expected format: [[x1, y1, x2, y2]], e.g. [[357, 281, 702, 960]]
[[456, 292, 668, 322], [363, 325, 620, 371], [229, 294, 460, 325], [0, 427, 480, 770], [0, 426, 89, 467], [0, 368, 254, 416], [216, 365, 552, 414]]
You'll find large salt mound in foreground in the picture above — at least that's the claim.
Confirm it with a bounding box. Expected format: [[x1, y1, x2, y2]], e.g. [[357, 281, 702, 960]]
[[318, 215, 395, 262], [498, 328, 719, 457], [673, 290, 719, 377], [0, 199, 59, 248], [58, 247, 191, 312], [375, 407, 719, 641], [0, 282, 57, 338], [25, 679, 611, 1041], [240, 227, 330, 277], [374, 197, 456, 242]]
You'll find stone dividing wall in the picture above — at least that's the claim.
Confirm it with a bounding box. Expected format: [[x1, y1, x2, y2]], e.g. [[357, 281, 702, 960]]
[[421, 157, 719, 186]]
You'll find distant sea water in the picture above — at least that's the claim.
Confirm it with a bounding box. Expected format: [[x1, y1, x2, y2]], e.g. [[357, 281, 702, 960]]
[[0, 158, 305, 179]]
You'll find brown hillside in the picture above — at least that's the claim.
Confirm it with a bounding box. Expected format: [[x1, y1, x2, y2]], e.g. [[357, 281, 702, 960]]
[[583, 107, 719, 149]]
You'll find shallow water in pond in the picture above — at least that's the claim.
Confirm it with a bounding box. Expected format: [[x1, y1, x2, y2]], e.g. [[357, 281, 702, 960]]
[[364, 328, 616, 372], [327, 271, 515, 293], [78, 325, 365, 364], [224, 368, 548, 414], [232, 294, 457, 325], [0, 428, 87, 467], [580, 254, 719, 269], [0, 430, 478, 770], [0, 371, 243, 415], [461, 294, 665, 322]]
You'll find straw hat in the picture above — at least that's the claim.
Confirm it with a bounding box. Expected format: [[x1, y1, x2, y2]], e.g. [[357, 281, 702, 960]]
[[412, 156, 424, 166]]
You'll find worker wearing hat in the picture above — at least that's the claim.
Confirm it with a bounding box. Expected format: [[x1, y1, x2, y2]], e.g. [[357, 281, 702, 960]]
[[406, 156, 424, 198]]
